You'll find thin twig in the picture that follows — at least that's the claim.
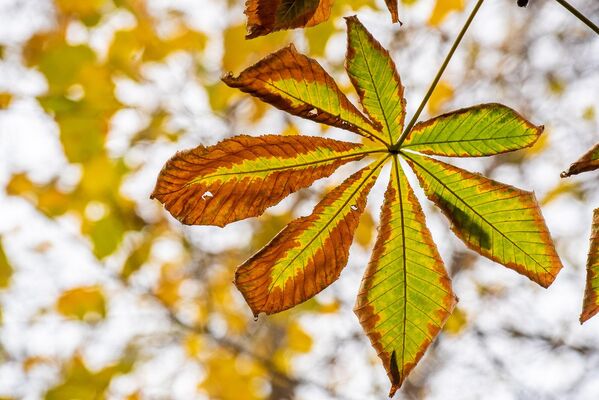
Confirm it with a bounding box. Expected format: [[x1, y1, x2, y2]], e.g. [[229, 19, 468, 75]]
[[393, 0, 486, 149], [554, 0, 599, 36]]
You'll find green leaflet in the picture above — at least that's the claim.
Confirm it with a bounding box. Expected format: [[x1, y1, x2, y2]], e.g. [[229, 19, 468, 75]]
[[355, 156, 455, 397], [222, 44, 383, 143], [346, 16, 406, 145], [402, 104, 543, 157], [404, 152, 563, 288]]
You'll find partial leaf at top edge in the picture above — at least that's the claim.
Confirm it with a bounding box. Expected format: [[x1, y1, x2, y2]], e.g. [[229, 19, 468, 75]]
[[151, 135, 375, 227], [404, 152, 563, 288], [561, 142, 599, 178], [581, 208, 599, 323], [244, 0, 334, 39], [355, 156, 455, 397], [235, 156, 387, 316], [223, 45, 384, 143], [402, 104, 544, 157], [385, 0, 400, 23], [345, 16, 406, 145]]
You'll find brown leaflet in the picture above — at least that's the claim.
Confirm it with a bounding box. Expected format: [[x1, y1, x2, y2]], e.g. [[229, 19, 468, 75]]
[[385, 0, 400, 23], [222, 44, 384, 143], [235, 158, 385, 315], [561, 142, 599, 178], [581, 208, 599, 323], [151, 135, 370, 227], [245, 0, 334, 39]]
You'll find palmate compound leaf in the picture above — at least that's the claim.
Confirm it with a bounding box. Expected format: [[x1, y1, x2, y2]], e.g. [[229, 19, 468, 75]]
[[581, 208, 599, 323], [152, 16, 563, 396], [151, 135, 382, 227], [355, 156, 456, 396], [561, 142, 599, 178], [244, 0, 399, 39], [560, 144, 599, 322]]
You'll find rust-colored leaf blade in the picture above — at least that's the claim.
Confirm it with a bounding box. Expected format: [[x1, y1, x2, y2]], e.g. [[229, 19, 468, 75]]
[[151, 135, 372, 227], [244, 0, 333, 39], [581, 208, 599, 323], [561, 142, 599, 178], [235, 156, 387, 315], [345, 16, 406, 144], [403, 104, 544, 157], [223, 45, 384, 143], [355, 157, 455, 396], [404, 152, 563, 288]]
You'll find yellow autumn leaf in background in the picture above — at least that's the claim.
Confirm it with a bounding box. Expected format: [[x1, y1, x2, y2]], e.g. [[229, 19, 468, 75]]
[[0, 239, 12, 289], [428, 80, 454, 114], [428, 0, 465, 26], [56, 286, 106, 322], [0, 93, 12, 109]]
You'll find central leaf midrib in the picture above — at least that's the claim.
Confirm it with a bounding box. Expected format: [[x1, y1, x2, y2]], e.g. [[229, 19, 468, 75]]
[[188, 148, 385, 185], [392, 155, 408, 381], [403, 134, 535, 146]]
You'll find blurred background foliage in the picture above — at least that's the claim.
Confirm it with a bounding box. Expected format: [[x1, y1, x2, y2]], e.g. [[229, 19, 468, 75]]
[[0, 0, 597, 399]]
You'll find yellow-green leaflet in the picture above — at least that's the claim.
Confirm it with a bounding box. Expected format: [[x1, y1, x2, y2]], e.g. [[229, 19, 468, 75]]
[[355, 156, 456, 397], [402, 104, 543, 157], [404, 152, 562, 287], [581, 208, 599, 323], [235, 156, 387, 316], [346, 16, 406, 145], [222, 45, 383, 143]]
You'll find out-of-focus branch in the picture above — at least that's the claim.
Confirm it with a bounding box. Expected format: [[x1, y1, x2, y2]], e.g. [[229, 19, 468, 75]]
[[110, 267, 353, 400], [553, 0, 599, 35], [504, 326, 599, 355]]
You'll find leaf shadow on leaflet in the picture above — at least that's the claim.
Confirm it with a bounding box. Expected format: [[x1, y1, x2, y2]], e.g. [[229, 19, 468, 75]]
[[434, 196, 492, 251]]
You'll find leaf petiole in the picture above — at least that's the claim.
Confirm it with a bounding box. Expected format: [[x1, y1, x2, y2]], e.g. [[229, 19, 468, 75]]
[[393, 0, 486, 150]]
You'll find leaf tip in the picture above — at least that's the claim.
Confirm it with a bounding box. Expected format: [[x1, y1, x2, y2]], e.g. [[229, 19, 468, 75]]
[[221, 71, 236, 86], [388, 383, 400, 398], [579, 308, 597, 324], [388, 350, 401, 397]]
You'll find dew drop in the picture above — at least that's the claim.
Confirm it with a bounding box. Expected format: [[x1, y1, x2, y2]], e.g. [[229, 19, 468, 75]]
[[253, 314, 259, 322], [350, 204, 359, 211], [308, 108, 318, 116], [201, 191, 214, 200]]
